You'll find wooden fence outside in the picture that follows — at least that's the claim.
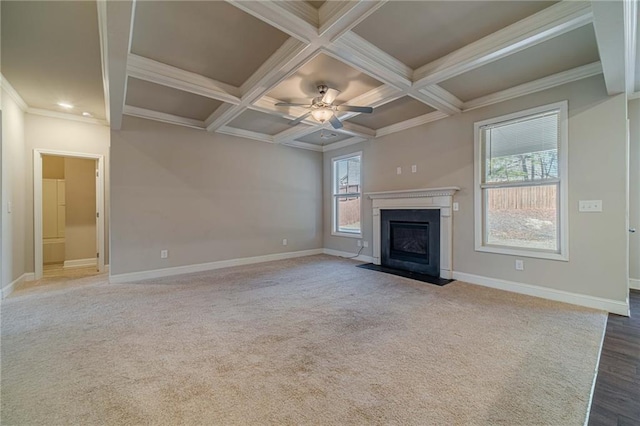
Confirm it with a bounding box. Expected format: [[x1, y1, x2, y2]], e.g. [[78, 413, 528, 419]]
[[487, 185, 556, 210]]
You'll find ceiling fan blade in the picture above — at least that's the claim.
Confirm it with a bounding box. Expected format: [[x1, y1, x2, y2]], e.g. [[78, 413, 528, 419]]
[[321, 88, 340, 104], [289, 112, 312, 126], [276, 102, 311, 107], [337, 105, 373, 114], [329, 114, 343, 129]]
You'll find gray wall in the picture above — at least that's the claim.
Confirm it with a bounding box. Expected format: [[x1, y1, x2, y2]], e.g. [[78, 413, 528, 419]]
[[1, 85, 26, 288], [324, 75, 629, 303], [110, 116, 323, 275], [629, 98, 640, 286]]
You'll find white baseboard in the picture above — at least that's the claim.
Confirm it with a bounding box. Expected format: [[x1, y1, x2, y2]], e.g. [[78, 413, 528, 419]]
[[1, 272, 35, 299], [453, 271, 629, 316], [64, 258, 97, 269], [630, 278, 640, 290], [109, 249, 324, 283], [323, 248, 375, 263]]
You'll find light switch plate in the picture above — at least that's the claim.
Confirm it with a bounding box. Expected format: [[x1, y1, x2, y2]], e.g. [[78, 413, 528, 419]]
[[515, 259, 524, 271], [453, 202, 459, 211], [411, 165, 417, 173], [396, 167, 402, 175], [579, 200, 602, 212]]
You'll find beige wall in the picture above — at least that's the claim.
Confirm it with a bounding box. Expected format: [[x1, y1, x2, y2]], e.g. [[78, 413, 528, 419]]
[[64, 157, 97, 261], [24, 113, 110, 271], [324, 75, 629, 303], [42, 155, 65, 179], [1, 86, 26, 288], [629, 99, 640, 284], [110, 116, 323, 275]]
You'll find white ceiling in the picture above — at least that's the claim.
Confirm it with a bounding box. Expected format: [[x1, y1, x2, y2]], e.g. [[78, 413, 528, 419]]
[[1, 1, 636, 151]]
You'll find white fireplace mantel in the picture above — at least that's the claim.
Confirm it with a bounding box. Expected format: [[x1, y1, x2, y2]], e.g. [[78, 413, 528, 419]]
[[366, 187, 459, 279]]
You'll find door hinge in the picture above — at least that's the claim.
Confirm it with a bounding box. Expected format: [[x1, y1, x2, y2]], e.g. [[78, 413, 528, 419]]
[[97, 252, 99, 258], [96, 170, 99, 178], [97, 212, 99, 218]]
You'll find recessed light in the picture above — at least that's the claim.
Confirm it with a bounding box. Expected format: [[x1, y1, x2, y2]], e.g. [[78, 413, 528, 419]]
[[57, 102, 74, 109], [82, 112, 93, 117]]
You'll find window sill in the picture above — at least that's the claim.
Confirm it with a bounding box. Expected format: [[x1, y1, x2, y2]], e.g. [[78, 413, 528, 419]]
[[332, 231, 362, 239], [475, 245, 568, 261]]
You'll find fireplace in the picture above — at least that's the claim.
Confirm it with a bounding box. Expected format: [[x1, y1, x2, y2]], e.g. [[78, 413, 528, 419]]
[[367, 187, 459, 279], [381, 210, 440, 276]]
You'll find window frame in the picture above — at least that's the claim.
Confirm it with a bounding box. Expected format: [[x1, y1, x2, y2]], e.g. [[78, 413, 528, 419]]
[[331, 151, 363, 238], [473, 101, 569, 261]]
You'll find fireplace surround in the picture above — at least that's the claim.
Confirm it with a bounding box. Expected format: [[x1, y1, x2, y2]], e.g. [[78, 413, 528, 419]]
[[367, 187, 459, 279]]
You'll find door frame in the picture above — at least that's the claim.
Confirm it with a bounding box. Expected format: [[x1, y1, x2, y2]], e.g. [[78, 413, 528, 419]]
[[33, 149, 105, 280]]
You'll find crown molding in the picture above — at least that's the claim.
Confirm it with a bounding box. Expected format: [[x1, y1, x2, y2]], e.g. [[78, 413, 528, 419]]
[[375, 111, 449, 138], [124, 105, 205, 130], [409, 86, 462, 115], [281, 140, 323, 152], [1, 74, 28, 111], [27, 108, 108, 126], [217, 125, 274, 144], [413, 1, 593, 87], [321, 136, 366, 152], [463, 62, 603, 111], [127, 54, 241, 104], [96, 0, 111, 124]]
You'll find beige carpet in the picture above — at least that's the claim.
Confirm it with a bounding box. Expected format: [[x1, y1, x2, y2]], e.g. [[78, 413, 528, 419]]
[[1, 255, 606, 425]]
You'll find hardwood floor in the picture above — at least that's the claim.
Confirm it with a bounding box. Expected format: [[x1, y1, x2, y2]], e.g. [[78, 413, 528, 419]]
[[588, 290, 640, 425]]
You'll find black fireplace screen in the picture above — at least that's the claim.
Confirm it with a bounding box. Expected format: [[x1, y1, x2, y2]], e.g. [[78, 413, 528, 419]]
[[381, 210, 440, 276]]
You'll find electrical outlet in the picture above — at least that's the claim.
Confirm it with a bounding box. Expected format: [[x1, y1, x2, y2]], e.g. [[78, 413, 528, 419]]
[[579, 200, 602, 212], [160, 249, 168, 259], [515, 259, 524, 271], [453, 202, 459, 211], [396, 166, 402, 175], [282, 238, 287, 246], [357, 240, 362, 247], [363, 241, 369, 248], [411, 165, 417, 173]]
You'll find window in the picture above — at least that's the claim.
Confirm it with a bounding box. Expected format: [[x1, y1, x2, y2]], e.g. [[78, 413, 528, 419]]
[[474, 101, 568, 260], [332, 152, 362, 237]]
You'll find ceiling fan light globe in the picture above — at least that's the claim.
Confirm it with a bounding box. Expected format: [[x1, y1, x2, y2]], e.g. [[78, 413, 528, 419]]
[[311, 107, 334, 123]]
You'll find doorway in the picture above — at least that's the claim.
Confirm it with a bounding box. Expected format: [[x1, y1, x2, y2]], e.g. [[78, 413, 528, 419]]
[[33, 149, 105, 280]]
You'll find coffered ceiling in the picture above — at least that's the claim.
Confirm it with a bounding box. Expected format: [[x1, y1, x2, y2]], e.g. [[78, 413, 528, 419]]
[[1, 1, 638, 151]]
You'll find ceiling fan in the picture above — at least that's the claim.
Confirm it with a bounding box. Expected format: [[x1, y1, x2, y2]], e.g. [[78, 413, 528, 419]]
[[275, 85, 373, 129]]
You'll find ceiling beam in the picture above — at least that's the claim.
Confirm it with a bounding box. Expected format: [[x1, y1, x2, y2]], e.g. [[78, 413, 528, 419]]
[[624, 0, 637, 95], [338, 121, 376, 139], [409, 85, 463, 115], [124, 105, 205, 129], [592, 0, 627, 95], [127, 54, 241, 104], [205, 104, 244, 132], [105, 0, 135, 130], [318, 1, 387, 41], [412, 1, 593, 88], [225, 0, 318, 43], [463, 61, 603, 111], [273, 123, 323, 143]]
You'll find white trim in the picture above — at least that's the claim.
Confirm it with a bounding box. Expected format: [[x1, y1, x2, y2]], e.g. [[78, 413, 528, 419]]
[[376, 111, 449, 138], [473, 101, 569, 262], [338, 122, 376, 139], [413, 1, 593, 87], [623, 0, 637, 95], [332, 151, 363, 237], [630, 278, 640, 290], [463, 62, 603, 112], [127, 54, 241, 104], [109, 248, 324, 283], [318, 0, 386, 41], [26, 108, 108, 126], [323, 248, 374, 263], [96, 0, 111, 124], [453, 271, 629, 316], [592, 0, 626, 95], [322, 137, 365, 152], [217, 126, 274, 144], [1, 273, 35, 299], [64, 258, 98, 269], [280, 140, 324, 152], [409, 86, 462, 115], [366, 187, 460, 199], [0, 74, 28, 111], [123, 105, 205, 130], [33, 150, 106, 280]]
